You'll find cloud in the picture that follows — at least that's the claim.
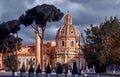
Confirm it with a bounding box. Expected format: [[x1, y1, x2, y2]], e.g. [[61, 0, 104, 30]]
[[1, 0, 120, 45], [0, 2, 4, 23], [0, 0, 35, 22], [18, 26, 35, 45], [45, 25, 59, 41], [0, 0, 36, 44]]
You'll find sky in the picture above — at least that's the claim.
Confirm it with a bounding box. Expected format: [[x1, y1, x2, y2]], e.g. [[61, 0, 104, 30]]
[[0, 0, 120, 45]]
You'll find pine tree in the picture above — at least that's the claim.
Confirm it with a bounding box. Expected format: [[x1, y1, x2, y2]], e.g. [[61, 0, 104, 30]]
[[72, 62, 78, 74], [56, 63, 63, 74], [20, 62, 26, 73], [36, 64, 41, 77], [64, 64, 68, 75], [28, 64, 34, 77], [36, 64, 41, 73], [45, 63, 51, 74]]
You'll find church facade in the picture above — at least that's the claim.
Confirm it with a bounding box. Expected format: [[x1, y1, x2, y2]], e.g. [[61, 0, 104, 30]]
[[55, 13, 85, 69]]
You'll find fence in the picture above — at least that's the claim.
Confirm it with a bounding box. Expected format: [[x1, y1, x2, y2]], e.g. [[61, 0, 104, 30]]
[[12, 73, 85, 77]]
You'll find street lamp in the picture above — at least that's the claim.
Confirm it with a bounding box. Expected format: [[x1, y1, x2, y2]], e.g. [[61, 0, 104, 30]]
[[78, 44, 81, 75], [16, 32, 18, 72], [65, 49, 69, 75], [113, 64, 115, 73]]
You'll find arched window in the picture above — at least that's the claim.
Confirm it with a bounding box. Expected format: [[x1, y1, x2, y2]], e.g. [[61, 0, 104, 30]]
[[70, 30, 73, 34]]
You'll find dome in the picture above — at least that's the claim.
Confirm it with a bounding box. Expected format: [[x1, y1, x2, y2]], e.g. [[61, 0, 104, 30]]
[[56, 13, 80, 38]]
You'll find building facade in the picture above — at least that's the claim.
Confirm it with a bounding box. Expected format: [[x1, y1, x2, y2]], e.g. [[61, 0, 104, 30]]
[[0, 54, 2, 69], [55, 13, 85, 68], [43, 42, 56, 68], [17, 45, 36, 70]]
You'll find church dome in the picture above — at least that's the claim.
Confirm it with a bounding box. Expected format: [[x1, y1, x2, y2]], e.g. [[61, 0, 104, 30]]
[[56, 13, 80, 38]]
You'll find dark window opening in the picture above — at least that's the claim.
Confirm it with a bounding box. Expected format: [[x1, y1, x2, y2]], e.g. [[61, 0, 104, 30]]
[[62, 41, 64, 46], [71, 41, 74, 47]]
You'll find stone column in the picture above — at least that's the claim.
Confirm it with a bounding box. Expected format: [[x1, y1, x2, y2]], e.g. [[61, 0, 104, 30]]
[[35, 26, 41, 65]]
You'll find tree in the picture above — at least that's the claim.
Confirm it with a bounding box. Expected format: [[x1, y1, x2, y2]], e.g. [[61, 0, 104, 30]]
[[19, 4, 64, 70], [45, 63, 51, 74], [0, 20, 22, 54], [63, 63, 68, 75], [0, 20, 22, 72], [4, 54, 17, 71], [56, 62, 63, 74], [36, 64, 41, 77], [72, 62, 78, 74], [36, 64, 41, 73], [28, 65, 34, 77], [0, 20, 21, 40], [20, 62, 26, 73], [1, 35, 22, 54], [20, 62, 26, 76], [84, 17, 120, 73]]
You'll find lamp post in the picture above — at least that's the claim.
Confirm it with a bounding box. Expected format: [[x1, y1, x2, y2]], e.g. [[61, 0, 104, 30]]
[[78, 44, 81, 75], [113, 64, 115, 73], [65, 49, 68, 75]]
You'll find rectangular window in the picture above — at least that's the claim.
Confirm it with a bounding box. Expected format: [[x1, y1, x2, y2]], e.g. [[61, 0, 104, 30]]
[[47, 45, 49, 48], [71, 41, 74, 47], [46, 50, 49, 52], [61, 41, 64, 46]]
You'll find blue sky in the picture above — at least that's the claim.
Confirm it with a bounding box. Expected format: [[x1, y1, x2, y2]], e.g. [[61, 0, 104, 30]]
[[0, 0, 120, 45]]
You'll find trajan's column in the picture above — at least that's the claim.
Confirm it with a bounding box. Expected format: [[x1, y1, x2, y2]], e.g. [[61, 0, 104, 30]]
[[35, 26, 41, 65]]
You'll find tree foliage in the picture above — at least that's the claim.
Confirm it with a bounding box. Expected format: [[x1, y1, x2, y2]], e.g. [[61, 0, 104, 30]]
[[45, 63, 51, 74], [84, 17, 120, 72], [4, 54, 17, 71], [36, 64, 41, 73], [0, 20, 22, 54], [28, 65, 34, 73], [72, 62, 78, 74], [19, 4, 64, 27], [0, 35, 22, 54], [0, 20, 20, 40], [56, 62, 63, 74], [20, 62, 26, 73]]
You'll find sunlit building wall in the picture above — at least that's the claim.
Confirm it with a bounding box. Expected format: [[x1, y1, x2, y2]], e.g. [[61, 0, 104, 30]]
[[0, 54, 2, 69]]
